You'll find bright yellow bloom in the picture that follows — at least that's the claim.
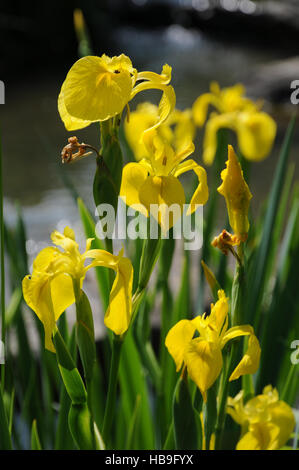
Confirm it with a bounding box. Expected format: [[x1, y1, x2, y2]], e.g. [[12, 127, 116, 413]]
[[125, 102, 195, 161], [165, 290, 261, 401], [58, 53, 175, 131], [218, 145, 252, 242], [227, 386, 295, 450], [192, 82, 276, 165], [120, 129, 208, 232], [22, 227, 133, 352]]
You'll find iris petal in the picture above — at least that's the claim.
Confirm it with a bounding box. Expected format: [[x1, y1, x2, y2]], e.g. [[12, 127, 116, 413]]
[[139, 175, 185, 231], [165, 319, 196, 372], [184, 338, 223, 402], [62, 55, 134, 122]]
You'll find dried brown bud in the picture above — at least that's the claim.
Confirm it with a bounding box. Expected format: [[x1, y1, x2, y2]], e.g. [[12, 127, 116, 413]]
[[61, 136, 92, 163]]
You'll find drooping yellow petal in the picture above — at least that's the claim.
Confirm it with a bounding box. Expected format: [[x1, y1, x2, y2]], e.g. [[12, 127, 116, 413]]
[[268, 400, 295, 449], [104, 256, 133, 335], [135, 64, 172, 86], [226, 391, 247, 426], [22, 274, 56, 352], [171, 141, 195, 167], [124, 102, 159, 160], [236, 422, 280, 450], [133, 85, 176, 138], [184, 338, 223, 402], [208, 289, 229, 335], [61, 55, 135, 122], [192, 92, 217, 127], [218, 145, 252, 241], [120, 162, 149, 217], [171, 109, 196, 153], [165, 319, 196, 372], [202, 113, 235, 165], [22, 243, 77, 352], [85, 249, 134, 336], [50, 273, 75, 322], [125, 103, 195, 161], [155, 85, 176, 132], [220, 324, 253, 349], [229, 334, 261, 381], [32, 246, 59, 272], [139, 175, 185, 231], [236, 111, 276, 161], [173, 159, 209, 215], [58, 80, 91, 131]]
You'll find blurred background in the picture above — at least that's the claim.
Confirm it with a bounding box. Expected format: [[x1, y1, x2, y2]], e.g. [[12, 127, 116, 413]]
[[1, 0, 299, 291]]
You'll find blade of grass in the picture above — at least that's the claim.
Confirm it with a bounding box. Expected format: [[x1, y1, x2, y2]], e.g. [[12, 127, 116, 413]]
[[246, 115, 296, 328], [119, 331, 155, 449], [0, 386, 12, 449], [31, 420, 42, 450], [256, 188, 299, 392]]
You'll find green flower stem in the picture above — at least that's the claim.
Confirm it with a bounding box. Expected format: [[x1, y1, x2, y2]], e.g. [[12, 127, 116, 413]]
[[215, 246, 245, 449], [214, 342, 238, 450], [73, 279, 96, 449], [203, 383, 217, 450], [53, 329, 100, 450], [231, 243, 245, 326], [129, 227, 162, 327], [93, 118, 123, 258], [138, 228, 162, 292], [0, 385, 12, 449], [102, 334, 123, 446], [129, 231, 162, 381]]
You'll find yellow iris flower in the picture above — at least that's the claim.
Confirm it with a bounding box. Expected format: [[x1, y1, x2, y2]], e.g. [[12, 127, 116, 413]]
[[120, 129, 208, 231], [125, 102, 195, 161], [165, 290, 261, 401], [227, 386, 295, 450], [58, 53, 175, 131], [22, 227, 133, 352], [192, 82, 276, 165], [218, 145, 252, 242]]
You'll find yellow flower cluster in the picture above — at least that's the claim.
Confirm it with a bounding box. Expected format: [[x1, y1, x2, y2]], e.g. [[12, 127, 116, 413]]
[[20, 54, 286, 453], [192, 82, 276, 164], [120, 130, 209, 231], [165, 290, 261, 402], [227, 386, 295, 450], [58, 53, 175, 131], [23, 227, 133, 351]]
